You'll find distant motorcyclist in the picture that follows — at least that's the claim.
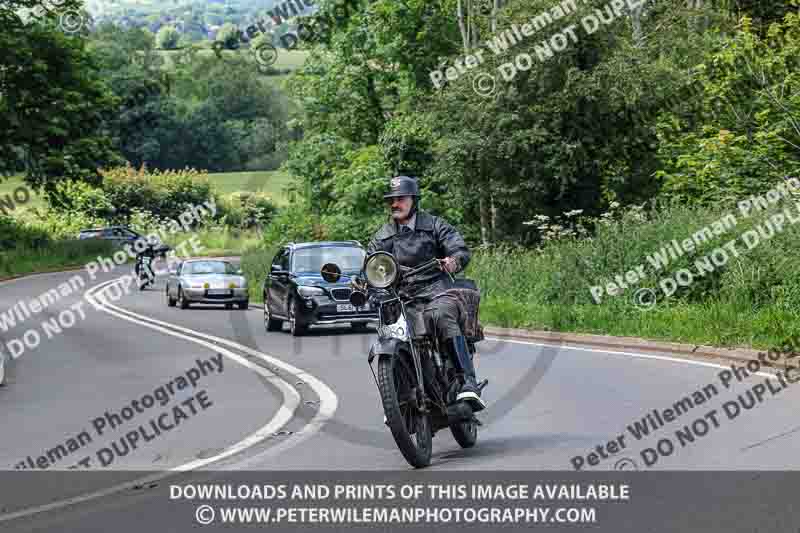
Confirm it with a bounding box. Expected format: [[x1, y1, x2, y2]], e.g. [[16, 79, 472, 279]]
[[366, 176, 486, 411], [134, 238, 171, 288]]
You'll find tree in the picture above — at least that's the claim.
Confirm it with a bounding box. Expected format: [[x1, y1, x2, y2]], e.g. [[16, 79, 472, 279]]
[[156, 25, 180, 50], [216, 22, 241, 50], [0, 0, 123, 190]]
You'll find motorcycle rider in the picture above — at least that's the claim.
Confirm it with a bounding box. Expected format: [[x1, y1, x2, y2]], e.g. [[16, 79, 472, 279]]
[[134, 238, 171, 286], [366, 176, 486, 411]]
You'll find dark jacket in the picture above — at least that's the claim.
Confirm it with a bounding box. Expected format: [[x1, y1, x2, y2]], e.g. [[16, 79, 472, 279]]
[[366, 210, 471, 298]]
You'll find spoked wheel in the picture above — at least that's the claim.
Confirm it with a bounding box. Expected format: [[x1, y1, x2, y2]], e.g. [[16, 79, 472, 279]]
[[377, 352, 432, 468]]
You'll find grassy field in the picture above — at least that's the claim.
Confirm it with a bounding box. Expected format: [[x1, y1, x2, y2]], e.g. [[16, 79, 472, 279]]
[[158, 47, 308, 73], [207, 170, 293, 205]]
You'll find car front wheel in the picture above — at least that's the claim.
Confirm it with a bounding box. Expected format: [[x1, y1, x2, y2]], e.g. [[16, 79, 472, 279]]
[[178, 287, 190, 309], [166, 286, 177, 307], [289, 298, 307, 336], [264, 294, 283, 332]]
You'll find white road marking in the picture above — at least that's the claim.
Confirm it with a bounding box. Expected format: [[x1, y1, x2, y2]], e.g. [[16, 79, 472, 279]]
[[93, 279, 339, 469], [484, 337, 774, 377], [0, 277, 337, 523]]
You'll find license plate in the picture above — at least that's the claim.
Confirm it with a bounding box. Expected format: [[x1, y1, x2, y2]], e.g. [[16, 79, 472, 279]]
[[207, 289, 232, 296], [337, 304, 356, 313]]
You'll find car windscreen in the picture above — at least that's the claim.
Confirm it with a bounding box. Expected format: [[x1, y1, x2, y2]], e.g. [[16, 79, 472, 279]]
[[292, 247, 365, 274], [183, 261, 238, 275]]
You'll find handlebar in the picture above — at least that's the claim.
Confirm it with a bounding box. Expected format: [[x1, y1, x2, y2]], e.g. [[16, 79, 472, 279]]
[[401, 258, 443, 278]]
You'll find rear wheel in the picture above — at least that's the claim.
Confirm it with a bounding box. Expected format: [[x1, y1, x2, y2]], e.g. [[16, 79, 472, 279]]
[[238, 300, 249, 310], [377, 353, 432, 468], [264, 294, 283, 332], [225, 303, 234, 310], [0, 355, 5, 386]]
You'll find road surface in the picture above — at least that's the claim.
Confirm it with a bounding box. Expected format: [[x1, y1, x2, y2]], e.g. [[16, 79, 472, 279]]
[[2, 263, 799, 530]]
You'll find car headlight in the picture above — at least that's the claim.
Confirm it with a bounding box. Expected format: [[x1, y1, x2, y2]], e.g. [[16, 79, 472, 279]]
[[298, 286, 325, 297]]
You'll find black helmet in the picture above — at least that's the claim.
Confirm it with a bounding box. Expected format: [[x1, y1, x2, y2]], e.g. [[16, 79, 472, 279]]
[[383, 175, 420, 199]]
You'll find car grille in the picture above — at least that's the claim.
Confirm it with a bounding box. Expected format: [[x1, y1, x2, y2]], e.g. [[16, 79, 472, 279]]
[[330, 288, 352, 301]]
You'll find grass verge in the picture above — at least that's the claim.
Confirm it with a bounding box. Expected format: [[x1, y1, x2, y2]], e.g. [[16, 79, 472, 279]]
[[0, 240, 115, 280]]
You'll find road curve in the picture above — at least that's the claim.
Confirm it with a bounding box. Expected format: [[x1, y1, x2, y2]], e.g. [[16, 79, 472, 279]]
[[2, 263, 800, 529]]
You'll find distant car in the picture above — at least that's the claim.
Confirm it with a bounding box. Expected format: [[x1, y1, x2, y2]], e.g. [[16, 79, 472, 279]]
[[78, 226, 144, 250], [263, 241, 378, 336], [0, 350, 6, 386], [166, 259, 249, 310]]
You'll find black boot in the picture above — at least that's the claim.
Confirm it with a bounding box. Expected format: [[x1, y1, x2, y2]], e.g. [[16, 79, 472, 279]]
[[445, 336, 486, 412]]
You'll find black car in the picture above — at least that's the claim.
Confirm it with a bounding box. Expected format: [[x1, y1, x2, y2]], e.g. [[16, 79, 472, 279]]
[[78, 226, 142, 248], [263, 241, 378, 336]]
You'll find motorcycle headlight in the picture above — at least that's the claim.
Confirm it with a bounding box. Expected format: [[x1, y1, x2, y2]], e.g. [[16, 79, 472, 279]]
[[298, 286, 325, 297], [365, 252, 398, 289]]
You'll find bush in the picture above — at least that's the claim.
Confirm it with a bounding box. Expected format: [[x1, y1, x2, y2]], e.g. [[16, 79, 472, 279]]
[[226, 192, 279, 230], [99, 164, 216, 223], [0, 216, 50, 251], [656, 14, 800, 204], [47, 179, 116, 220]]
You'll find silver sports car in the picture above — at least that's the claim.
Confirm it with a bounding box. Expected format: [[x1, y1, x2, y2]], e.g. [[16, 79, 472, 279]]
[[166, 259, 249, 310]]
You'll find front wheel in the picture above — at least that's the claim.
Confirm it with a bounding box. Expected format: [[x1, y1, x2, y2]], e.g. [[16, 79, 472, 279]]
[[166, 287, 177, 307], [264, 294, 283, 332], [288, 298, 307, 336], [450, 417, 478, 448], [377, 353, 432, 468], [178, 287, 190, 309]]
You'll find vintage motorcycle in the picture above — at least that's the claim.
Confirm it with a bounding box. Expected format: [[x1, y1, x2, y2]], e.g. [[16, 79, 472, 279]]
[[321, 252, 487, 468]]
